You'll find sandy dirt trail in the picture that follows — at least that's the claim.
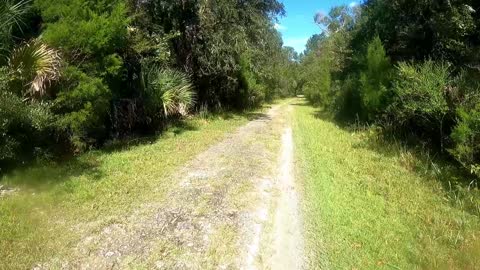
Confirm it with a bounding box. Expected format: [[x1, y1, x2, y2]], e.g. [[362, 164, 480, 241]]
[[39, 101, 304, 269]]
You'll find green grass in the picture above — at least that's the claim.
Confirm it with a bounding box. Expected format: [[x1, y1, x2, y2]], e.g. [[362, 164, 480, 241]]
[[293, 100, 480, 269], [0, 111, 259, 270]]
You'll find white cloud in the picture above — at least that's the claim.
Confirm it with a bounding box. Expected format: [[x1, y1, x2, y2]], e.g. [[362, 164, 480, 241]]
[[274, 23, 287, 31], [349, 1, 359, 8]]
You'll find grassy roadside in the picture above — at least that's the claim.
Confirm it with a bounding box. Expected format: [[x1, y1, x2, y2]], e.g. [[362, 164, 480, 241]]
[[0, 109, 264, 270], [292, 99, 480, 269]]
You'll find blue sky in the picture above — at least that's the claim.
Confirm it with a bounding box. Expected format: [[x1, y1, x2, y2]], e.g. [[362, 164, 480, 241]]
[[276, 0, 359, 53]]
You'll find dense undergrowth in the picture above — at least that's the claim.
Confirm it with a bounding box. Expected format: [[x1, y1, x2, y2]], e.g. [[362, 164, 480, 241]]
[[0, 0, 297, 173], [298, 0, 480, 184]]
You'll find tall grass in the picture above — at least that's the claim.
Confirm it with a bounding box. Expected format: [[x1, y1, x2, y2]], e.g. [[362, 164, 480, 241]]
[[293, 100, 480, 269]]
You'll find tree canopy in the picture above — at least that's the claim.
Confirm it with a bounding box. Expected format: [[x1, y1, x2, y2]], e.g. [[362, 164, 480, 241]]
[[299, 0, 480, 179], [0, 0, 297, 171]]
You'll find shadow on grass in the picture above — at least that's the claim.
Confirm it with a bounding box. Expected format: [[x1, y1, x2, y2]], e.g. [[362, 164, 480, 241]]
[[295, 97, 480, 217], [349, 125, 480, 218], [244, 112, 271, 121], [0, 119, 200, 190], [102, 120, 198, 154], [210, 105, 272, 122], [1, 156, 104, 190], [0, 106, 264, 189], [0, 99, 284, 190], [291, 98, 347, 125], [290, 102, 310, 107]]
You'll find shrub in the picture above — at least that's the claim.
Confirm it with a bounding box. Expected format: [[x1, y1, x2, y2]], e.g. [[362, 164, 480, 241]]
[[141, 65, 195, 121], [0, 0, 31, 56], [36, 0, 130, 97], [36, 0, 129, 56], [302, 54, 332, 106], [0, 68, 54, 168], [450, 103, 480, 178], [8, 39, 62, 97], [450, 75, 480, 178], [333, 75, 363, 121], [359, 36, 391, 120], [238, 54, 266, 108], [387, 61, 451, 146], [52, 67, 111, 152]]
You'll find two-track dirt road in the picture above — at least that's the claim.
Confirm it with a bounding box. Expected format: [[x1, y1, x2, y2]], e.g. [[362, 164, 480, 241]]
[[38, 101, 304, 270]]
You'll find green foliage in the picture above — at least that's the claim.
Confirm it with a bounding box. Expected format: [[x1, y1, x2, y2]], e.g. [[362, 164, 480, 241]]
[[0, 0, 31, 54], [8, 39, 62, 97], [145, 0, 287, 108], [1, 91, 28, 160], [303, 55, 332, 106], [304, 33, 326, 55], [53, 67, 111, 152], [358, 0, 479, 64], [0, 68, 53, 167], [332, 75, 362, 120], [315, 5, 357, 34], [301, 38, 334, 106], [238, 54, 267, 108], [0, 0, 31, 33], [301, 6, 357, 109], [0, 0, 292, 166], [359, 36, 391, 120], [450, 96, 480, 178], [36, 0, 129, 56], [388, 61, 450, 138], [35, 0, 130, 97], [142, 66, 195, 119], [301, 1, 480, 181], [32, 0, 131, 152]]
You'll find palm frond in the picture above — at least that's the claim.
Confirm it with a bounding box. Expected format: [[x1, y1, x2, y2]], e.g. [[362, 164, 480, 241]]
[[142, 65, 196, 117], [8, 39, 62, 97], [0, 0, 31, 34], [161, 84, 196, 116]]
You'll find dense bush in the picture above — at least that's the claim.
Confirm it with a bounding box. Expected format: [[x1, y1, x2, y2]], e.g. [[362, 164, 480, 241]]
[[0, 69, 54, 169], [332, 75, 362, 121], [142, 66, 195, 120], [0, 0, 295, 170], [450, 76, 480, 178], [359, 36, 391, 121], [302, 50, 332, 106], [300, 1, 480, 179], [451, 102, 480, 178], [238, 53, 267, 108], [387, 61, 450, 146], [35, 0, 129, 56], [52, 67, 111, 152], [144, 0, 288, 109]]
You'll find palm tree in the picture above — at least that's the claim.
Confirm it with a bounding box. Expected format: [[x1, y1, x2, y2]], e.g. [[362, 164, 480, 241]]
[[0, 0, 32, 56], [142, 65, 196, 117], [0, 0, 61, 98], [8, 39, 62, 97]]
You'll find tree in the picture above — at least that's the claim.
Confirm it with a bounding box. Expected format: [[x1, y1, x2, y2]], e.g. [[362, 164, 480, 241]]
[[359, 0, 479, 65], [359, 36, 391, 120], [304, 33, 326, 55], [8, 39, 61, 97], [143, 0, 285, 108]]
